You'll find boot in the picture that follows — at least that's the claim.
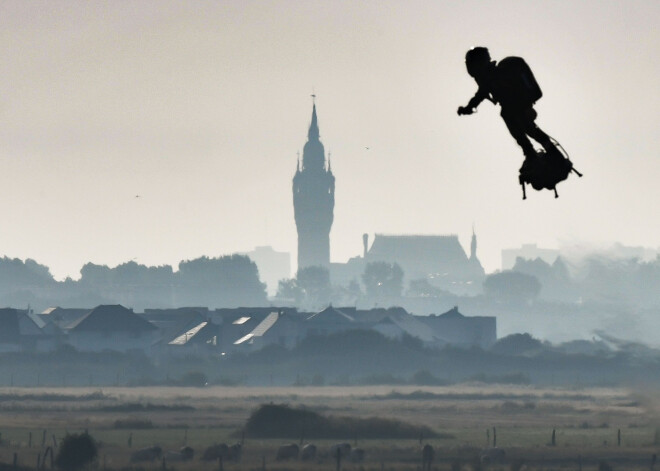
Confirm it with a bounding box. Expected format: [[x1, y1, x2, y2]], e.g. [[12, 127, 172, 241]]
[[520, 148, 537, 172]]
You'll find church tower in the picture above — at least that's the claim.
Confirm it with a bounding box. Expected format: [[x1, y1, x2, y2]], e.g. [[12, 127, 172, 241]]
[[293, 101, 335, 270]]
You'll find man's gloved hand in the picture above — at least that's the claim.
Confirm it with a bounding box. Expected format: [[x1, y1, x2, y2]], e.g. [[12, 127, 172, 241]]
[[457, 106, 473, 116]]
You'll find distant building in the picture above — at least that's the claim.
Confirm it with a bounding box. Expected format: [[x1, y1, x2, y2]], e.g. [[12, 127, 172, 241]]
[[243, 246, 291, 296], [293, 101, 335, 271], [331, 232, 485, 295], [501, 244, 559, 270]]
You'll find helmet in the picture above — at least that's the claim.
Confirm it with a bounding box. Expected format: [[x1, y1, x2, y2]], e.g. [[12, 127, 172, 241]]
[[465, 46, 491, 77]]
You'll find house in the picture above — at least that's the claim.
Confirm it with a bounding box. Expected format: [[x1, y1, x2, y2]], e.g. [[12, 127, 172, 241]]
[[0, 308, 52, 352], [305, 306, 356, 336], [67, 304, 159, 352], [372, 312, 444, 347], [417, 306, 496, 348], [215, 307, 301, 351]]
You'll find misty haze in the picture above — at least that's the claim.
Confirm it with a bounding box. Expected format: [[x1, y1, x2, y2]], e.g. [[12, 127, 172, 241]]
[[0, 1, 658, 471]]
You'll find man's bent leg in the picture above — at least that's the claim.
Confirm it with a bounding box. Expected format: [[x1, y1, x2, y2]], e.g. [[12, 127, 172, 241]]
[[521, 108, 560, 156], [501, 110, 537, 160]]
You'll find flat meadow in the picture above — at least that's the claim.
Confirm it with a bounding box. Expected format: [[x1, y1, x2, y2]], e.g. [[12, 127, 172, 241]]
[[1, 384, 660, 470]]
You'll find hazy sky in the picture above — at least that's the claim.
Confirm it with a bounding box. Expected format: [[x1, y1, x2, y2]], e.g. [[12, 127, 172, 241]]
[[1, 0, 658, 280]]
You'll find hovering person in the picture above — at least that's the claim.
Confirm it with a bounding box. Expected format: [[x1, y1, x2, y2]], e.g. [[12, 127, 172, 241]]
[[457, 46, 581, 199]]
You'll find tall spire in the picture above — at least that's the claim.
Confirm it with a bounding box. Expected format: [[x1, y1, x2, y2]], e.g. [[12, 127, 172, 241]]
[[470, 224, 477, 261], [308, 100, 319, 141], [301, 96, 325, 172]]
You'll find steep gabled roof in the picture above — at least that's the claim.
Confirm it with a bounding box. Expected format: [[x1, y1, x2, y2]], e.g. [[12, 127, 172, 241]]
[[306, 306, 354, 323], [70, 305, 157, 333], [366, 234, 474, 280], [368, 234, 468, 264], [437, 306, 464, 319], [40, 307, 91, 330], [0, 308, 46, 339]]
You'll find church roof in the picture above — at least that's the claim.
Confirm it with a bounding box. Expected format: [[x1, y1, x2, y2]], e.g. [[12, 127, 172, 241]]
[[368, 234, 468, 265], [365, 234, 472, 280]]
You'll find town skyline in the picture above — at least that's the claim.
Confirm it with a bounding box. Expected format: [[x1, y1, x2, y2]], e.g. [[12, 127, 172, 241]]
[[1, 1, 658, 280]]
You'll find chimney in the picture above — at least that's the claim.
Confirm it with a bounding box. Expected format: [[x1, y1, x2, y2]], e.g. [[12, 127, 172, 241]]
[[362, 233, 369, 258]]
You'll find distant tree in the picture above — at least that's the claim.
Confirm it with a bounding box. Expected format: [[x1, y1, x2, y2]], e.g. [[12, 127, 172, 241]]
[[347, 279, 363, 298], [0, 257, 55, 295], [362, 262, 404, 299], [55, 432, 98, 471], [79, 263, 113, 286], [483, 271, 541, 301], [295, 266, 332, 307], [177, 254, 267, 307], [328, 279, 362, 306], [277, 278, 303, 304], [512, 256, 577, 302]]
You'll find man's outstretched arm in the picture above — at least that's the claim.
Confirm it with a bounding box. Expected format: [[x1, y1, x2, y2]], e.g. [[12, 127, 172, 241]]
[[457, 89, 488, 115]]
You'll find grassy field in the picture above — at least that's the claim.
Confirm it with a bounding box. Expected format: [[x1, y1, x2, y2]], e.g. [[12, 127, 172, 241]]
[[1, 384, 660, 470]]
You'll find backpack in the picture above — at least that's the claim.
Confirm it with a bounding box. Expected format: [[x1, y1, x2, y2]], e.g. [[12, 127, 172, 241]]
[[496, 57, 543, 107]]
